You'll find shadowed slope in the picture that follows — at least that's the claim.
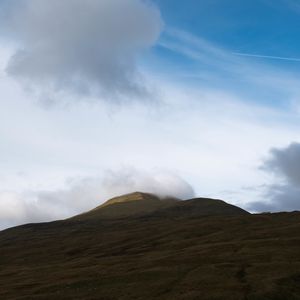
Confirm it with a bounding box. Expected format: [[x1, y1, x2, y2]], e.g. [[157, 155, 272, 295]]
[[1, 194, 300, 299], [151, 197, 249, 218]]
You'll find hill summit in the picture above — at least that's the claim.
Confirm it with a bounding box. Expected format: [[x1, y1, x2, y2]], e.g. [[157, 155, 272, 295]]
[[73, 191, 248, 220], [73, 192, 179, 220], [99, 192, 174, 206]]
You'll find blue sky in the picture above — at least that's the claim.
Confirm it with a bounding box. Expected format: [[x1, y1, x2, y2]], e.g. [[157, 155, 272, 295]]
[[1, 0, 300, 229], [155, 0, 300, 57], [147, 0, 300, 109]]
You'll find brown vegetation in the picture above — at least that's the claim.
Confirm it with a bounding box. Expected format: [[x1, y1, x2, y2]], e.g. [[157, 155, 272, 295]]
[[0, 193, 300, 299]]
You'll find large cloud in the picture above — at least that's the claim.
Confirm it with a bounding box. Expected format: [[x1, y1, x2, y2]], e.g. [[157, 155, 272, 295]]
[[0, 168, 195, 230], [1, 0, 162, 103], [249, 142, 300, 212]]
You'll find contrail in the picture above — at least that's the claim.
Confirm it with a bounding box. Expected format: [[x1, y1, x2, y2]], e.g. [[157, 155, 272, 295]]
[[233, 52, 300, 62]]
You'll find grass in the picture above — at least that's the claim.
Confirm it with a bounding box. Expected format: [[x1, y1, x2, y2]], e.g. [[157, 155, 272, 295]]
[[0, 197, 300, 299]]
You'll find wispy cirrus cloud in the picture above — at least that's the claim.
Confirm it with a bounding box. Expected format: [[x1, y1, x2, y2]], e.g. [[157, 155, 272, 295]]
[[233, 52, 300, 63], [158, 28, 300, 108]]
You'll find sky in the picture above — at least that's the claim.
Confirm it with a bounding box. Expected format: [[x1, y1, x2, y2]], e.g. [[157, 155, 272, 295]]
[[1, 0, 300, 229]]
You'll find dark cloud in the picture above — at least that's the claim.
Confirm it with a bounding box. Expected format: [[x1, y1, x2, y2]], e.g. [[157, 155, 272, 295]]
[[1, 0, 162, 104], [262, 142, 300, 186], [249, 142, 300, 212]]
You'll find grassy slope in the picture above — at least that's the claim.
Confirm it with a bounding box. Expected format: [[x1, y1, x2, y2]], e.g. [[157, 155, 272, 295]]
[[74, 193, 179, 220], [1, 211, 300, 299], [73, 193, 249, 220]]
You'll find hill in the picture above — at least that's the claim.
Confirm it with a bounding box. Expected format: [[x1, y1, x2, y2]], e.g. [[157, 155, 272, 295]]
[[72, 192, 180, 219], [72, 192, 249, 220], [0, 193, 300, 299]]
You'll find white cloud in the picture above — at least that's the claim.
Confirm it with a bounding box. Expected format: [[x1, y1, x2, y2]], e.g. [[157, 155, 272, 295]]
[[1, 0, 162, 104], [0, 168, 195, 230], [101, 167, 195, 200]]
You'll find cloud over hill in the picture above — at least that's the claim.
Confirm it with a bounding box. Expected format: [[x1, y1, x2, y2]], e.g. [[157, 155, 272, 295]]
[[0, 168, 194, 229]]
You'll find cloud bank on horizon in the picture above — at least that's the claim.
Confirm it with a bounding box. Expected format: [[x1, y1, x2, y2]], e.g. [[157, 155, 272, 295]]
[[0, 168, 195, 230], [250, 143, 300, 212]]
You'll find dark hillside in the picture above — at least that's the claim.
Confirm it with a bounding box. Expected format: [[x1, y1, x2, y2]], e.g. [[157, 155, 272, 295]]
[[0, 193, 300, 299]]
